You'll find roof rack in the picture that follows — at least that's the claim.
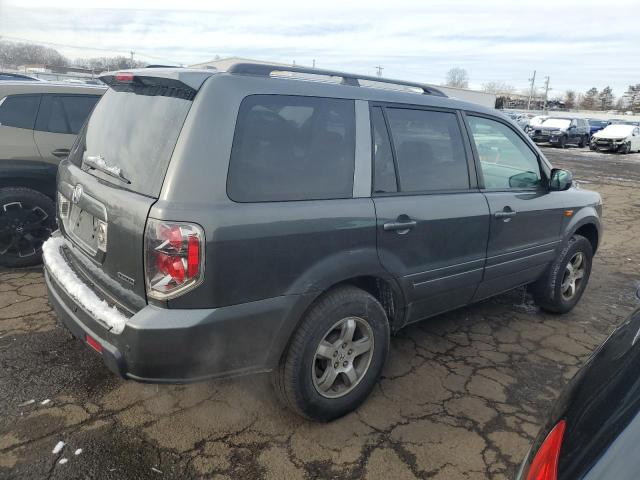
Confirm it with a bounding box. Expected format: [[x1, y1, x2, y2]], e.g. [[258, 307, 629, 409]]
[[227, 63, 447, 97]]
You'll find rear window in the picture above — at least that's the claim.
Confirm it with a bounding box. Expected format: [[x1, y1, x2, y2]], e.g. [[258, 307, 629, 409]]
[[0, 94, 40, 130], [227, 95, 355, 202], [70, 88, 191, 197]]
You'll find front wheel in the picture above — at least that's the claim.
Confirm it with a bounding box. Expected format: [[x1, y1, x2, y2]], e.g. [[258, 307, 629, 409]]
[[531, 234, 593, 314], [557, 135, 567, 149], [272, 286, 390, 421]]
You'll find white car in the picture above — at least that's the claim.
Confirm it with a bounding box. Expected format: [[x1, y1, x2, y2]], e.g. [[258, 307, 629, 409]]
[[590, 124, 640, 153]]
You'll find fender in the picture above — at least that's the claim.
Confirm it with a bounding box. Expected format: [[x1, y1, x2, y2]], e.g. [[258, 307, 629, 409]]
[[563, 205, 602, 250], [0, 159, 59, 199]]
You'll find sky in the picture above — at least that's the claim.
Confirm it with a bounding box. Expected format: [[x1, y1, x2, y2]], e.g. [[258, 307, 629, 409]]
[[1, 0, 639, 98]]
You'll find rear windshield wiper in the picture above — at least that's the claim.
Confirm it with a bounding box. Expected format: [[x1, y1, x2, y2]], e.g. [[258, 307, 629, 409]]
[[83, 155, 131, 184]]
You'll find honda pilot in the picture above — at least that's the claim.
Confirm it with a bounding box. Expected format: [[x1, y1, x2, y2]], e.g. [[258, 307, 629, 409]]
[[43, 64, 602, 421]]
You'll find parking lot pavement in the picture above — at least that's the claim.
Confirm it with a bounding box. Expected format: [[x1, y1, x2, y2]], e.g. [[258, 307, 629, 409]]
[[1, 147, 639, 480]]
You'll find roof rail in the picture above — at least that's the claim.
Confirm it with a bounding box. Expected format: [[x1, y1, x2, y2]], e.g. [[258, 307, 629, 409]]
[[227, 62, 447, 97]]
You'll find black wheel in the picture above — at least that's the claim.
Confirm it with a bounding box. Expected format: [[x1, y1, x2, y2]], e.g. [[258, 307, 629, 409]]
[[619, 143, 630, 154], [0, 187, 56, 268], [272, 286, 390, 421], [531, 235, 593, 314], [557, 135, 567, 149], [589, 143, 597, 151], [578, 135, 587, 148]]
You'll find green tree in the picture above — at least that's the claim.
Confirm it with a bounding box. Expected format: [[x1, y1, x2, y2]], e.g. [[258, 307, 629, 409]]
[[580, 87, 599, 110], [598, 86, 614, 111], [564, 90, 576, 109]]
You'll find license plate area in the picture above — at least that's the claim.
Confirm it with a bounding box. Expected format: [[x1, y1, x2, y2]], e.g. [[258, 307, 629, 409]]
[[67, 206, 99, 254]]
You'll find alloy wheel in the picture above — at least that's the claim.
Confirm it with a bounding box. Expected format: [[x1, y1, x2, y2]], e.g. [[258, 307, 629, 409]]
[[312, 316, 374, 399], [561, 252, 586, 300], [0, 201, 52, 258]]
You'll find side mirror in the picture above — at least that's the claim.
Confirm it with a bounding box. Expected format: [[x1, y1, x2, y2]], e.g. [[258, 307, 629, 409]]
[[549, 168, 573, 191]]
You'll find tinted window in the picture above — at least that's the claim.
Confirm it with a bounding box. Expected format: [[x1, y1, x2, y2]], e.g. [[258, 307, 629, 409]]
[[228, 95, 355, 202], [69, 88, 192, 197], [467, 115, 542, 189], [371, 107, 397, 193], [0, 95, 40, 129], [385, 108, 468, 192], [40, 95, 100, 135]]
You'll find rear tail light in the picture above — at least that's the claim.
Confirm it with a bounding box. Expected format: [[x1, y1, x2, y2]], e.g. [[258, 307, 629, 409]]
[[58, 193, 70, 219], [525, 420, 566, 480], [85, 334, 103, 354], [144, 219, 205, 300], [115, 72, 134, 82]]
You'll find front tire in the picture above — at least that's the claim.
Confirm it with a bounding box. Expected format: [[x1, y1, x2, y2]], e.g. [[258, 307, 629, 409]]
[[557, 135, 567, 149], [0, 187, 56, 268], [272, 286, 390, 421], [532, 235, 593, 314]]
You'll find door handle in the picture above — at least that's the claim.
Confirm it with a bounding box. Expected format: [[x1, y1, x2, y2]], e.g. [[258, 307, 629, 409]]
[[383, 220, 417, 232], [51, 149, 70, 159], [494, 211, 516, 218]]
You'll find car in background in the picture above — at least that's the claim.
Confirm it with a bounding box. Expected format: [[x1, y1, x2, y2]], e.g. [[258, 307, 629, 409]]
[[608, 119, 640, 127], [0, 81, 105, 267], [590, 124, 640, 153], [0, 72, 43, 82], [517, 302, 640, 480], [587, 118, 607, 137], [529, 117, 590, 148]]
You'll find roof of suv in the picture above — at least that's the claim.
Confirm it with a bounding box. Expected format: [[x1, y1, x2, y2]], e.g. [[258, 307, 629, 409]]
[[102, 63, 497, 115], [0, 81, 106, 96]]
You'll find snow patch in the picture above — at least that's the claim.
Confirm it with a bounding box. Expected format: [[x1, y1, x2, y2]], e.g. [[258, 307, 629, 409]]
[[84, 154, 122, 177], [40, 399, 51, 406], [74, 448, 83, 456], [52, 441, 65, 454], [18, 399, 35, 407], [43, 235, 128, 334], [151, 467, 163, 474], [58, 458, 68, 465]]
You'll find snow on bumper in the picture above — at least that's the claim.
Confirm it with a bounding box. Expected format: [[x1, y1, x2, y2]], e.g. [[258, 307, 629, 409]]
[[42, 235, 127, 334]]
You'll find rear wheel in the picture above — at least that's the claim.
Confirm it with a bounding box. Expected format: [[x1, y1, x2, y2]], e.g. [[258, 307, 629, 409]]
[[532, 235, 593, 314], [272, 286, 390, 421], [0, 187, 56, 268], [578, 135, 587, 148]]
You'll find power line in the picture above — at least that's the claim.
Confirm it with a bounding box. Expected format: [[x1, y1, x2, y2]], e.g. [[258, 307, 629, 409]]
[[375, 65, 384, 77], [526, 70, 536, 110]]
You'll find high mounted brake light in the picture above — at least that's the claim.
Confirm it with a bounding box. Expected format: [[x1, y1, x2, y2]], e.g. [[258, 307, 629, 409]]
[[115, 72, 134, 82], [144, 219, 205, 300]]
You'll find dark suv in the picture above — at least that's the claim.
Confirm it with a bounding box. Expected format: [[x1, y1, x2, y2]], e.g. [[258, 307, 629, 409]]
[[43, 64, 602, 421], [529, 116, 591, 148]]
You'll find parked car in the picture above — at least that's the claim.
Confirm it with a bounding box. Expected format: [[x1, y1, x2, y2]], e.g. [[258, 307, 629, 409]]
[[42, 64, 602, 421], [587, 118, 607, 137], [517, 301, 640, 480], [608, 119, 640, 127], [0, 81, 105, 267], [0, 72, 43, 82], [528, 115, 549, 130], [529, 117, 590, 148], [590, 124, 640, 153]]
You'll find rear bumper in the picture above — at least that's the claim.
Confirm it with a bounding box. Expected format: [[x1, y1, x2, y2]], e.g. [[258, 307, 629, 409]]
[[44, 241, 314, 383]]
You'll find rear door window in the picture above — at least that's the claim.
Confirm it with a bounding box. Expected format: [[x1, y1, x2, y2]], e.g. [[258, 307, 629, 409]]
[[371, 107, 397, 193], [228, 95, 355, 202], [36, 95, 101, 135], [385, 108, 469, 192], [0, 94, 40, 130]]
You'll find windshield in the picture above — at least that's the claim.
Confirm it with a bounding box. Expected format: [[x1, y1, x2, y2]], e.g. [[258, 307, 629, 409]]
[[69, 88, 192, 197], [541, 118, 571, 129], [599, 125, 634, 137], [588, 119, 607, 127]]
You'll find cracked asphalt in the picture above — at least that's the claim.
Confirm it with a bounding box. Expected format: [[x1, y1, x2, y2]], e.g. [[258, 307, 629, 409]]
[[1, 146, 639, 480]]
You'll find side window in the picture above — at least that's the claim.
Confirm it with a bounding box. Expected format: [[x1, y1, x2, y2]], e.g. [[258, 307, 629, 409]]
[[0, 95, 40, 130], [61, 96, 100, 134], [228, 95, 355, 202], [38, 95, 100, 135], [371, 107, 397, 193], [385, 108, 469, 192], [467, 115, 542, 190]]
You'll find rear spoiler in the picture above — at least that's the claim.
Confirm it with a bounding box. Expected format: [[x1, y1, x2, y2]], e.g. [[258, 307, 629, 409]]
[[99, 69, 214, 100]]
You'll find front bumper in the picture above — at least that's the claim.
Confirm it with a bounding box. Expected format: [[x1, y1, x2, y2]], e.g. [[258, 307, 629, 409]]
[[591, 139, 624, 151], [530, 133, 562, 144], [44, 237, 314, 383]]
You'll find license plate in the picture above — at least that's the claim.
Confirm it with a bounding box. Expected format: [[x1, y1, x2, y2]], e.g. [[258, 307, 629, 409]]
[[67, 206, 99, 253]]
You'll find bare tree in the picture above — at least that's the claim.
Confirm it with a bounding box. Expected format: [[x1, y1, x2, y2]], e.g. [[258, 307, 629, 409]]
[[481, 81, 515, 95], [445, 68, 469, 89], [564, 90, 576, 109]]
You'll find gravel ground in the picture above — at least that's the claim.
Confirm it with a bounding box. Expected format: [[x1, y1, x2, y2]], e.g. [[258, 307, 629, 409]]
[[1, 146, 639, 480]]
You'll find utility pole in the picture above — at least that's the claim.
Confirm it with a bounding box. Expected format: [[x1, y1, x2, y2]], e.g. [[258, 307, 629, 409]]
[[312, 59, 316, 68], [129, 50, 135, 68], [526, 70, 537, 110], [375, 66, 384, 78], [542, 76, 550, 112]]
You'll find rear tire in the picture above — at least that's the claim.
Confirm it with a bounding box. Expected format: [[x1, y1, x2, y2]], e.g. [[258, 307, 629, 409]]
[[578, 135, 587, 148], [558, 135, 567, 149], [0, 187, 56, 268], [272, 286, 390, 422], [531, 235, 593, 314]]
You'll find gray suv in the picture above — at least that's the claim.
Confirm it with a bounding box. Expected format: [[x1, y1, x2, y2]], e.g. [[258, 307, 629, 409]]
[[43, 64, 602, 421], [0, 81, 104, 267]]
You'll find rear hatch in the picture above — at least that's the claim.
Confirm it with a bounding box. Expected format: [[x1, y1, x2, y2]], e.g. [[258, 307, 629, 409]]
[[56, 69, 212, 313]]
